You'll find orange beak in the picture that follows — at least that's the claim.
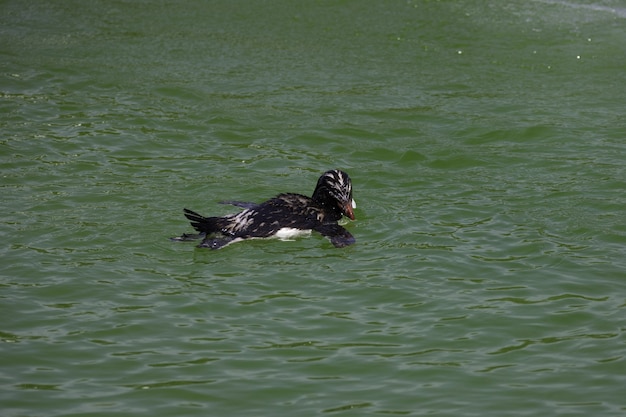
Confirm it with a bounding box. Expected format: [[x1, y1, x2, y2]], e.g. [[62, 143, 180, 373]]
[[343, 202, 355, 220]]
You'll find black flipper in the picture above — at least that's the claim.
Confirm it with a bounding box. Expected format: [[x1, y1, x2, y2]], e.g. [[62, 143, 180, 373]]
[[170, 232, 205, 242], [314, 223, 355, 248], [219, 200, 258, 209]]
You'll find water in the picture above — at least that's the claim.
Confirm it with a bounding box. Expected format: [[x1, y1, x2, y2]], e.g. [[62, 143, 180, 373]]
[[2, 1, 625, 416]]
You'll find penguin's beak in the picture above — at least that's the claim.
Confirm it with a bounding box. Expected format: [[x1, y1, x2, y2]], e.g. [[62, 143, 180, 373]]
[[343, 199, 356, 220]]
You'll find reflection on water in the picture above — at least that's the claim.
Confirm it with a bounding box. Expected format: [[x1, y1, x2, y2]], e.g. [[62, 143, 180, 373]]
[[533, 0, 626, 18]]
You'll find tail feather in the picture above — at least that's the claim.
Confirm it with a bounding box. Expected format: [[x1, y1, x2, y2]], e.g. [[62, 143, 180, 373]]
[[183, 208, 221, 234]]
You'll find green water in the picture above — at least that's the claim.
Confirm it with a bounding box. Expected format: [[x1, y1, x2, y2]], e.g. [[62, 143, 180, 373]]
[[2, 1, 625, 416]]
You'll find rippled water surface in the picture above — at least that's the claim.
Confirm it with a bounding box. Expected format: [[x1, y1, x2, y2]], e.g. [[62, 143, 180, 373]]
[[2, 1, 626, 416]]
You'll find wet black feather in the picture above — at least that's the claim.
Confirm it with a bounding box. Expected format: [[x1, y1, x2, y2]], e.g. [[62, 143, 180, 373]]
[[172, 169, 355, 249]]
